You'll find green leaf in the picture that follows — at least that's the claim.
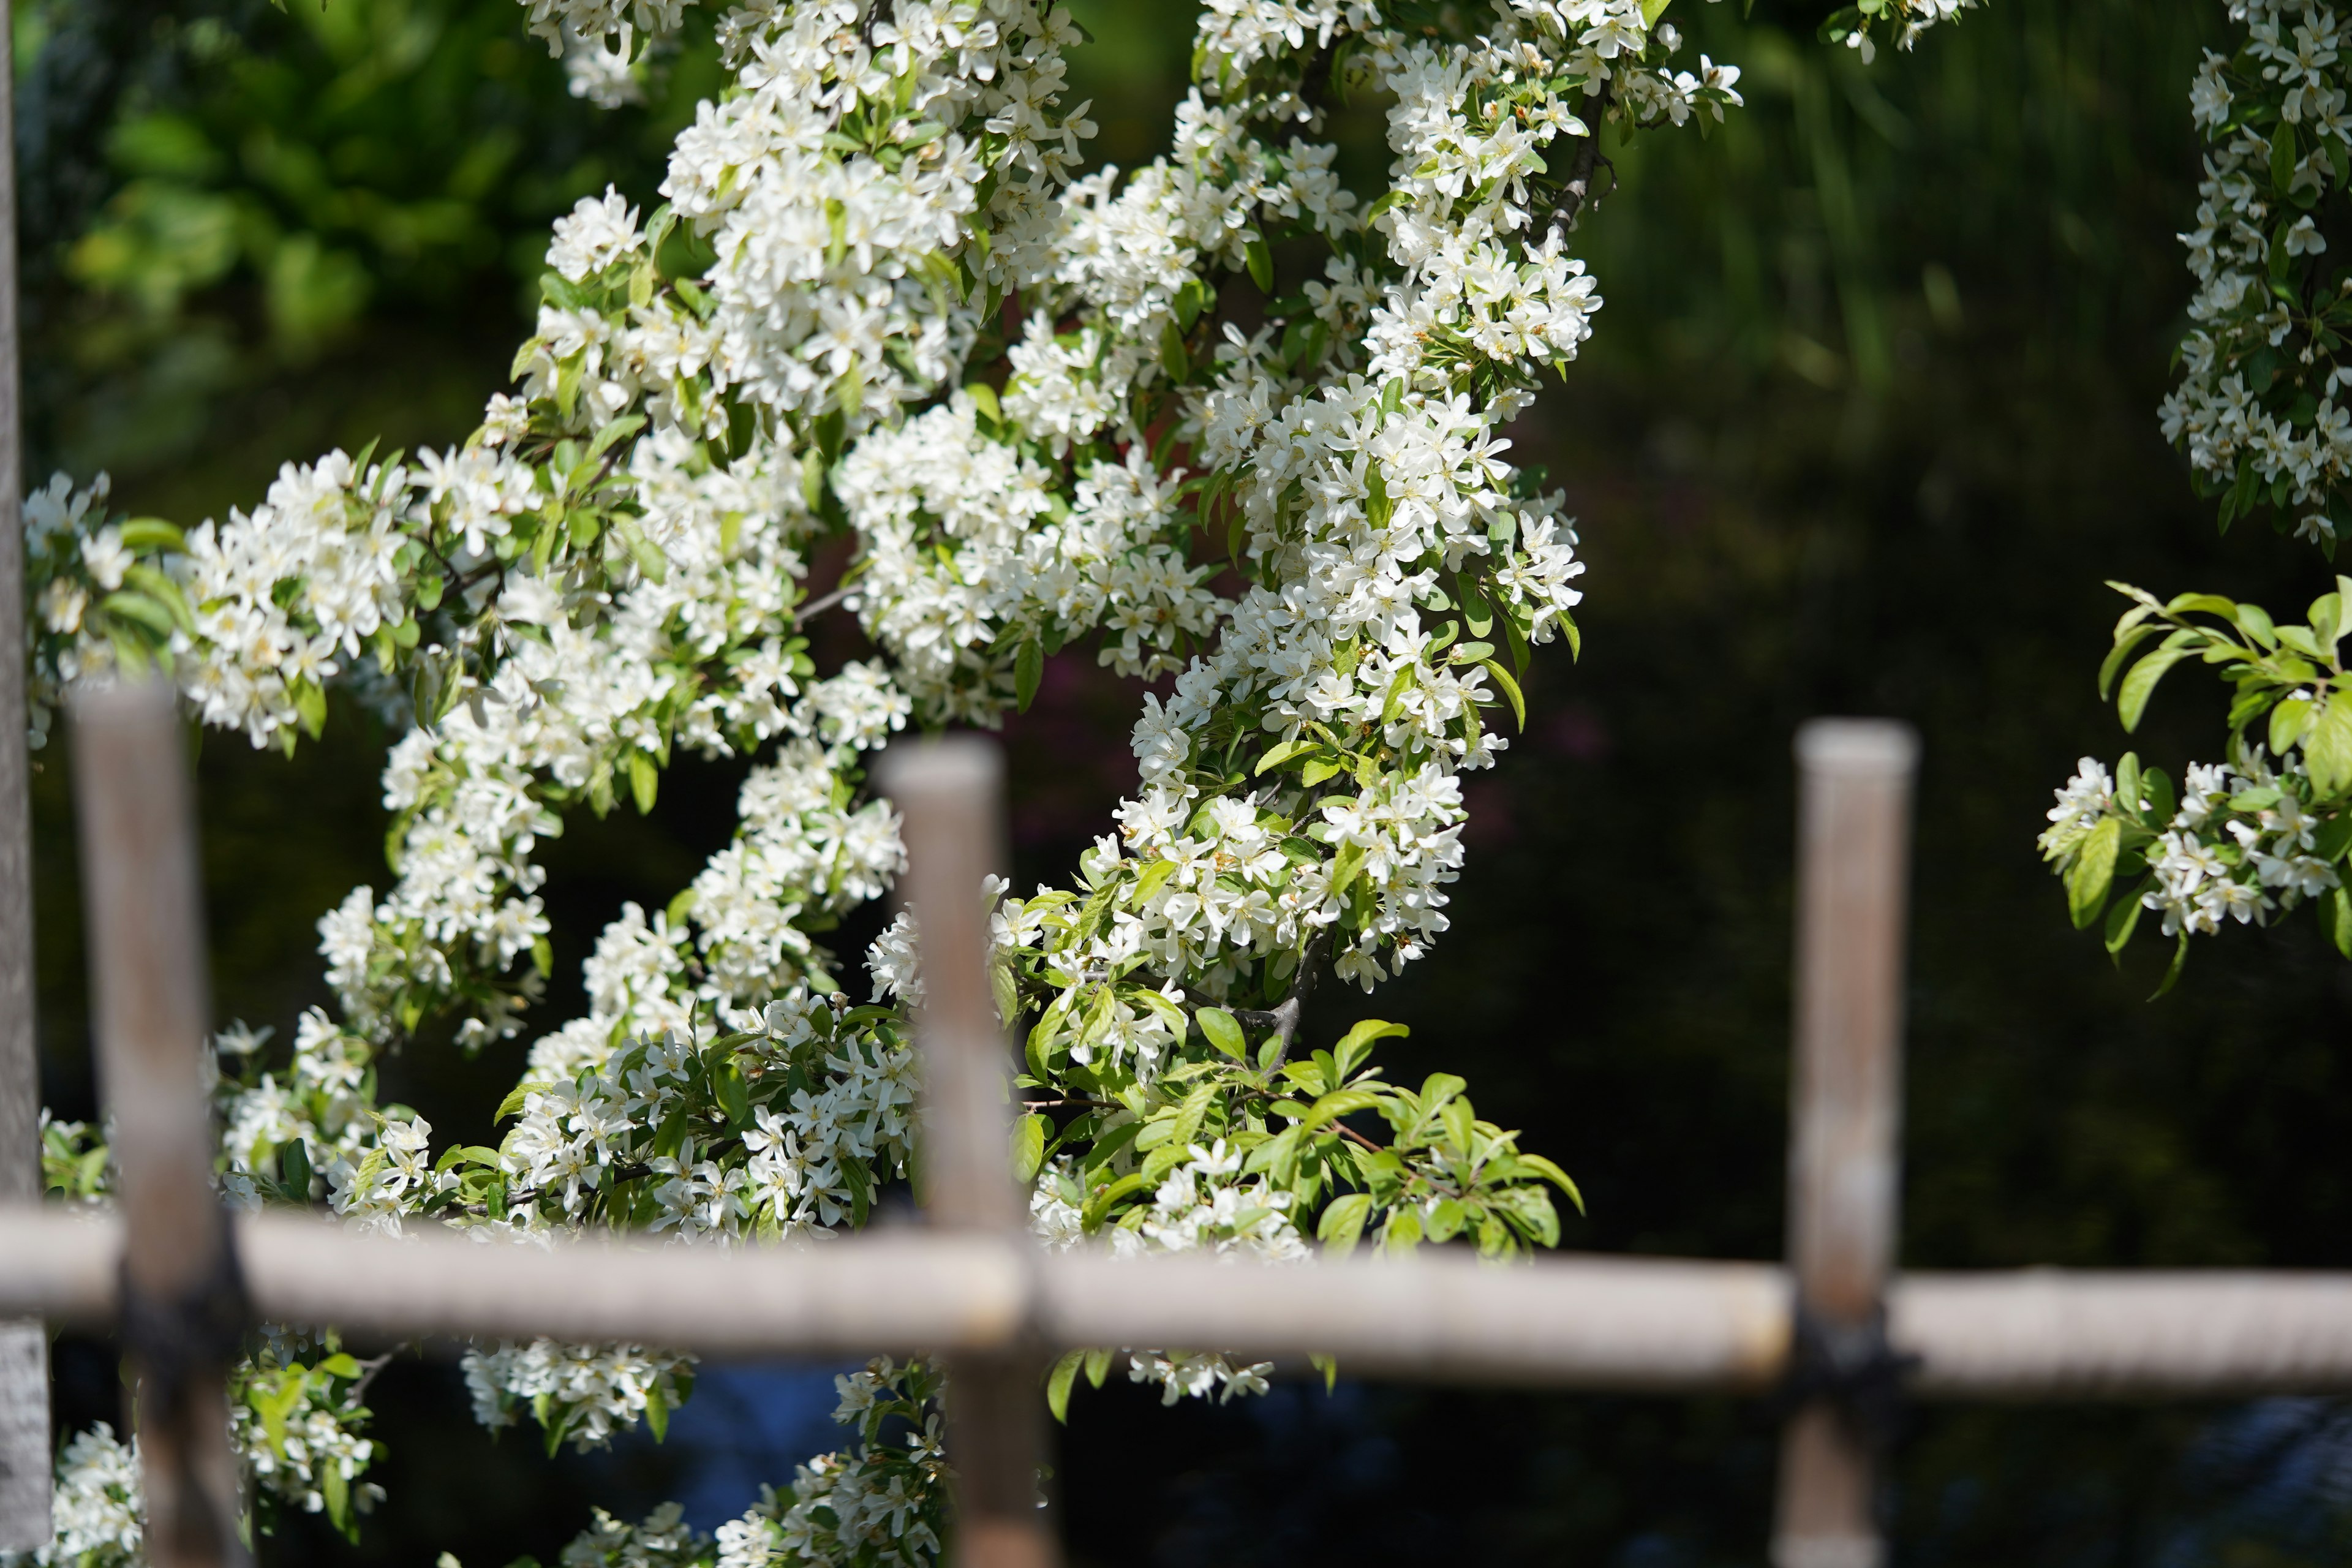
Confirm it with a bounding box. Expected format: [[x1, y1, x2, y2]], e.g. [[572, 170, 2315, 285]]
[[1332, 1018, 1407, 1078], [322, 1461, 351, 1534], [1255, 737, 1316, 776], [1196, 1007, 1246, 1060], [586, 413, 646, 461], [1084, 1346, 1115, 1388], [1015, 638, 1044, 714], [1642, 0, 1672, 23], [2314, 592, 2345, 652], [1309, 1352, 1339, 1394], [1158, 318, 1190, 379], [279, 1139, 312, 1202], [122, 566, 196, 634], [2326, 884, 2352, 958], [2114, 752, 2143, 818], [962, 381, 1003, 428], [2103, 882, 2146, 956], [1479, 659, 1525, 731], [1328, 839, 1367, 902], [609, 515, 669, 584], [2151, 930, 2193, 1000], [1245, 233, 1273, 293], [1046, 1348, 1085, 1424], [2272, 696, 2318, 758], [1082, 1170, 1148, 1231], [1014, 1113, 1049, 1186], [294, 678, 327, 741], [2066, 816, 2122, 929], [2309, 688, 2352, 796], [100, 590, 176, 638], [1301, 1088, 1387, 1129], [1513, 1152, 1586, 1215], [2116, 644, 2192, 732], [118, 518, 186, 554], [1316, 1192, 1373, 1255], [628, 751, 659, 815], [714, 1062, 752, 1129], [1129, 858, 1178, 908], [646, 1389, 670, 1443]]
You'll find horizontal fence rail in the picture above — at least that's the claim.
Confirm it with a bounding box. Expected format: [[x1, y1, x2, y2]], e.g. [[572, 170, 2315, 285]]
[[10, 1206, 2352, 1400]]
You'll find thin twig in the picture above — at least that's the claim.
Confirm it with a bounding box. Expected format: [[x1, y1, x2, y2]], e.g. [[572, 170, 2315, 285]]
[[793, 582, 855, 625], [345, 1352, 396, 1404]]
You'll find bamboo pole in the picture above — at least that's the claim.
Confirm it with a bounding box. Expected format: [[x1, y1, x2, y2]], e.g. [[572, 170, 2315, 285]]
[[13, 1208, 2352, 1398], [878, 737, 1054, 1568], [0, 0, 50, 1542], [71, 682, 246, 1568], [1774, 720, 1917, 1568]]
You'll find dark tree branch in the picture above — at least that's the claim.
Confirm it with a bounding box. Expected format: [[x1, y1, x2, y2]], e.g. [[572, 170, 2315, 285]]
[[1229, 922, 1333, 1068], [1551, 83, 1618, 234]]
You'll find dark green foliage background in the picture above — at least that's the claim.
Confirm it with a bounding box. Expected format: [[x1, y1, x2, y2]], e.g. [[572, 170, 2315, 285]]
[[28, 0, 2352, 1562]]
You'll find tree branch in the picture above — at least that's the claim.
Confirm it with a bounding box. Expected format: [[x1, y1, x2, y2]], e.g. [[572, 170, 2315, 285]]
[[1551, 82, 1618, 233], [1229, 923, 1333, 1067]]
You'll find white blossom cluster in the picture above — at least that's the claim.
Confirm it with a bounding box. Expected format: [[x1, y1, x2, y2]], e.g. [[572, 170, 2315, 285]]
[[2043, 748, 2344, 938], [2157, 1, 2352, 545], [835, 396, 1224, 717], [1029, 1139, 1294, 1405], [555, 1359, 947, 1568], [560, 1502, 710, 1568], [0, 1427, 141, 1568], [465, 1339, 694, 1452], [229, 1362, 385, 1525]]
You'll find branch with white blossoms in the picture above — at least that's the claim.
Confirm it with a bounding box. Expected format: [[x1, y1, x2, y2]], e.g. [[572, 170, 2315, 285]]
[[8, 0, 1839, 1562], [2040, 581, 2352, 989], [2156, 0, 2352, 551], [2041, 6, 2352, 983]]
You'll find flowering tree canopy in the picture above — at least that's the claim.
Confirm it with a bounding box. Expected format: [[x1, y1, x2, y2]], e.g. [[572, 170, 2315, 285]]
[[6, 1, 1983, 1564]]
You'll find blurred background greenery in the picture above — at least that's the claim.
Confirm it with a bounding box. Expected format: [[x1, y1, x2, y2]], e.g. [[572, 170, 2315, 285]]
[[31, 0, 2352, 1562]]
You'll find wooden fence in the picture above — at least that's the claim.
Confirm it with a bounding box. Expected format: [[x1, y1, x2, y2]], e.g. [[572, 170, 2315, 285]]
[[10, 689, 2352, 1568]]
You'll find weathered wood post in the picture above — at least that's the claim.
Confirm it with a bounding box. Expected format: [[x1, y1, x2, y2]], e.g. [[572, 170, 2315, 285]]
[[72, 681, 247, 1568], [0, 0, 51, 1544], [1773, 719, 1918, 1568], [879, 736, 1054, 1568]]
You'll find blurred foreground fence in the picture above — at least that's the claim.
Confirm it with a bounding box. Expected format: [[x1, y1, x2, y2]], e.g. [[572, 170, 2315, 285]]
[[10, 692, 2352, 1568]]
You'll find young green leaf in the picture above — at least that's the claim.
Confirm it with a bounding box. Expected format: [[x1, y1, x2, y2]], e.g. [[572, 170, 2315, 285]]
[[1014, 1112, 1050, 1186], [1046, 1348, 1086, 1424], [1196, 1006, 1246, 1060], [2309, 688, 2352, 796], [1316, 1191, 1373, 1255], [2116, 643, 2193, 732], [1016, 638, 1044, 714], [2065, 816, 2122, 929]]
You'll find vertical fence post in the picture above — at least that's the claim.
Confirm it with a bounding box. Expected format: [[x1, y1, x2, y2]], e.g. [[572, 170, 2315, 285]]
[[72, 682, 247, 1568], [0, 0, 50, 1545], [1773, 720, 1918, 1568], [879, 737, 1054, 1568]]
